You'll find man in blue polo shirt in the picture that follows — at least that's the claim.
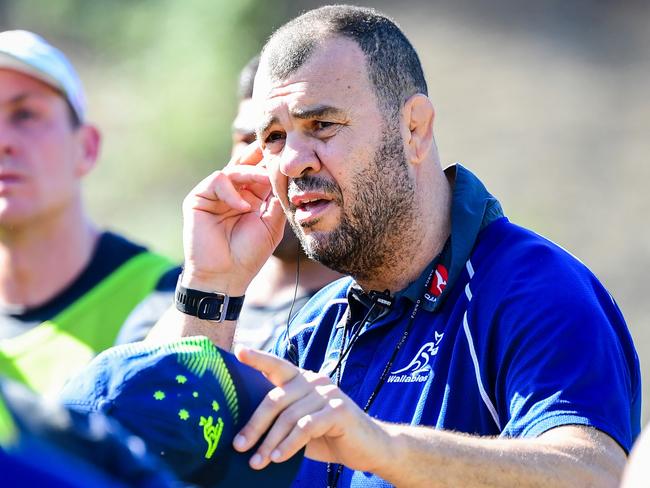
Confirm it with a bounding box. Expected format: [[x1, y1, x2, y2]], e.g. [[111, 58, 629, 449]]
[[164, 5, 640, 487]]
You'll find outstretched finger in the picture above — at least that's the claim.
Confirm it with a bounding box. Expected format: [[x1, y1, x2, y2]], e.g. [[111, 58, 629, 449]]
[[254, 383, 339, 469], [235, 345, 301, 386]]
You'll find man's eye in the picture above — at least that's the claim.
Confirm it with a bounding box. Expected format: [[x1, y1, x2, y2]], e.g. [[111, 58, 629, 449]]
[[265, 131, 285, 143], [11, 109, 37, 123], [315, 121, 336, 131]]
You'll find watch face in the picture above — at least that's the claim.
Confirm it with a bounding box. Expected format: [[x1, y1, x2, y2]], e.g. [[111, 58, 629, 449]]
[[197, 295, 226, 321]]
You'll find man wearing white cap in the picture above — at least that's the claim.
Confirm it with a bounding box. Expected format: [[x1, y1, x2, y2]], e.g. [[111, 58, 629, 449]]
[[0, 30, 180, 397]]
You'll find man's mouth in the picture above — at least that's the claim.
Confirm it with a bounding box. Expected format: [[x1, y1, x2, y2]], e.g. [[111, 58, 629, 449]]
[[289, 193, 335, 225], [0, 173, 24, 191]]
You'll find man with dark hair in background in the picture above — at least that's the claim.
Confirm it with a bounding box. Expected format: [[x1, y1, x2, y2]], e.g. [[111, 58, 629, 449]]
[[0, 30, 179, 397], [232, 55, 341, 351], [153, 5, 639, 487]]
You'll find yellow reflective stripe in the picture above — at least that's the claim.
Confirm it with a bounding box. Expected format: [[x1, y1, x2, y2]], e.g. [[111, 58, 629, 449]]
[[0, 395, 17, 447], [0, 252, 174, 396]]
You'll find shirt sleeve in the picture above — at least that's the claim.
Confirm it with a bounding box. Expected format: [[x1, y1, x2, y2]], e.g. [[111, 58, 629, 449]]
[[493, 248, 640, 452]]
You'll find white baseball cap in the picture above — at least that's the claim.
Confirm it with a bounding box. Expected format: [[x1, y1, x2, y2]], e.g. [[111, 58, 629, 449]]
[[0, 30, 86, 122]]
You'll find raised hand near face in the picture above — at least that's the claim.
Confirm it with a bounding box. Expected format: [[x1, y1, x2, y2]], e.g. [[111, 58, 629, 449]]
[[181, 143, 286, 295]]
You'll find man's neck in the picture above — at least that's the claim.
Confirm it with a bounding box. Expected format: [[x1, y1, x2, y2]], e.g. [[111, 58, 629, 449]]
[[0, 205, 99, 309], [246, 255, 342, 307], [356, 167, 453, 294]]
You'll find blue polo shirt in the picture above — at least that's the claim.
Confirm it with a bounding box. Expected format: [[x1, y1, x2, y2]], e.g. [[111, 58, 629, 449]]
[[272, 164, 640, 487]]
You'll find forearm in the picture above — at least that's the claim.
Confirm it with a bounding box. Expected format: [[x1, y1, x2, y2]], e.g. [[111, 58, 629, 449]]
[[373, 423, 624, 488], [145, 305, 237, 350]]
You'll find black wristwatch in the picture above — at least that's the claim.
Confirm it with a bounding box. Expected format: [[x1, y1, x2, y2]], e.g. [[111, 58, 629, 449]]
[[175, 282, 245, 322]]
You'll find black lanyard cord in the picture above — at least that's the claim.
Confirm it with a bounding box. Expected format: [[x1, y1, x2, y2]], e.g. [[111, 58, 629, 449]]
[[326, 304, 420, 488], [325, 266, 437, 488], [330, 301, 381, 386]]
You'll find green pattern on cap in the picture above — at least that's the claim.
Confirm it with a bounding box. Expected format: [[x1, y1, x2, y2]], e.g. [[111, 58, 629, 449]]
[[175, 338, 239, 423]]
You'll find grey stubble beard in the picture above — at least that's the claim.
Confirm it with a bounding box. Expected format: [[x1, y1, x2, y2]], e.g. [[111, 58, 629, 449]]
[[287, 122, 418, 285]]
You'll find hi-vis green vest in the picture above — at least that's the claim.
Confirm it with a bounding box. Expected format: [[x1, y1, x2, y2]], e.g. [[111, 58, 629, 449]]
[[0, 252, 174, 397]]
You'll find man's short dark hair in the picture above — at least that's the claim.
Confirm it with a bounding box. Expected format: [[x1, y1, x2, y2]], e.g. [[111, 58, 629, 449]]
[[261, 5, 428, 117], [237, 55, 260, 101]]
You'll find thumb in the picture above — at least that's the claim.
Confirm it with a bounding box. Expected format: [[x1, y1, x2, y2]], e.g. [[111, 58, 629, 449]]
[[261, 195, 288, 247]]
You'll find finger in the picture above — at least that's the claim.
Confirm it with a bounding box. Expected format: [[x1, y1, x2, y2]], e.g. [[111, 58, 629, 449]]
[[260, 196, 287, 247], [190, 166, 267, 200], [228, 142, 263, 168], [233, 368, 314, 453], [211, 172, 252, 211], [235, 345, 300, 386], [208, 167, 269, 211], [259, 384, 340, 468]]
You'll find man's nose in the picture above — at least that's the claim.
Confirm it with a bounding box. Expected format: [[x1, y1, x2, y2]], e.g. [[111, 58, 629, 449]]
[[0, 121, 17, 157], [279, 133, 321, 178]]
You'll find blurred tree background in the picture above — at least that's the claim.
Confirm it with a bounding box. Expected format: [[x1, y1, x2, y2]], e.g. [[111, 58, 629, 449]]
[[1, 0, 649, 422]]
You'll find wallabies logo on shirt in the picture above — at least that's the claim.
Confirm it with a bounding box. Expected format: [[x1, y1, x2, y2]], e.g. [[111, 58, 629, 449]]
[[387, 331, 444, 383]]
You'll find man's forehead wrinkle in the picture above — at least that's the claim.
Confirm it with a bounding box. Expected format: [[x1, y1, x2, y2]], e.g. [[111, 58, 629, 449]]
[[266, 80, 310, 99]]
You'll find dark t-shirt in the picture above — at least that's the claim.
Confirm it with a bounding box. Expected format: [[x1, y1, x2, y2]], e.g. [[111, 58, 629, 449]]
[[0, 232, 180, 342]]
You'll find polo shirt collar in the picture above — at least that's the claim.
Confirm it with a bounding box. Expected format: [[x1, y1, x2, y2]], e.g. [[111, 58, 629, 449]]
[[400, 163, 504, 311]]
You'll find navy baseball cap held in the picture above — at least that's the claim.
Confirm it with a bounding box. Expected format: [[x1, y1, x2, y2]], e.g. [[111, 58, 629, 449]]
[[60, 336, 303, 487]]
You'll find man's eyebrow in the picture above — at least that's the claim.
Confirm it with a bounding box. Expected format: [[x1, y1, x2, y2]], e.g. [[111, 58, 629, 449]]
[[290, 105, 345, 120], [257, 115, 278, 139], [1, 91, 54, 107], [0, 93, 30, 106], [256, 105, 345, 137]]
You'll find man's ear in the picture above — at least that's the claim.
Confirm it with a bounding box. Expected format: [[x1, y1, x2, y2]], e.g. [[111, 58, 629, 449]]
[[401, 94, 435, 165], [74, 124, 101, 178]]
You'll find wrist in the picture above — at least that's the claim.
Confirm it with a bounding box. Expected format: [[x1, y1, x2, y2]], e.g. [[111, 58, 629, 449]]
[[175, 281, 245, 322], [180, 266, 249, 297], [370, 421, 410, 481]]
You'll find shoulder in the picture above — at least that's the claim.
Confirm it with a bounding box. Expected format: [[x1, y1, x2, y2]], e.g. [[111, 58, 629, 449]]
[[471, 219, 606, 299], [97, 231, 148, 257], [271, 277, 353, 361], [289, 277, 353, 334], [466, 218, 638, 384]]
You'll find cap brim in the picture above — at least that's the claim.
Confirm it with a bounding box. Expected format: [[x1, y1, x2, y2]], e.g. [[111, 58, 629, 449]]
[[0, 52, 66, 94]]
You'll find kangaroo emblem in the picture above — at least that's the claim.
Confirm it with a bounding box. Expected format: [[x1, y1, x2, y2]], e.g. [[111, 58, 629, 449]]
[[433, 269, 447, 295], [391, 333, 445, 376], [200, 415, 224, 459]]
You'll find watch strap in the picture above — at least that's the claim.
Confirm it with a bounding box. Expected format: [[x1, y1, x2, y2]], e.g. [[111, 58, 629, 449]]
[[175, 283, 245, 322]]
